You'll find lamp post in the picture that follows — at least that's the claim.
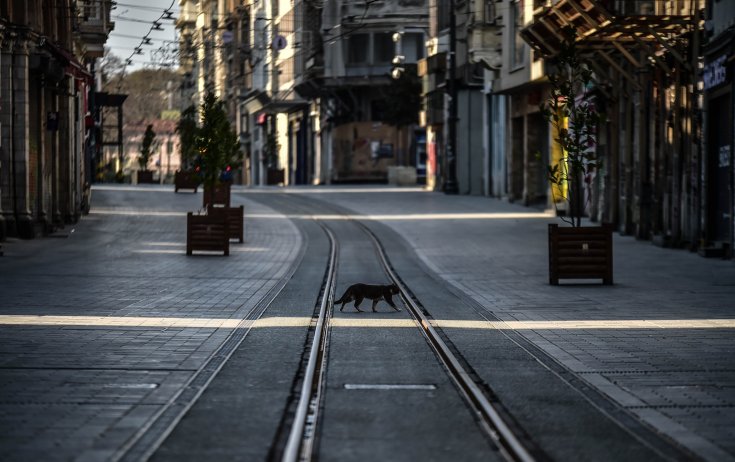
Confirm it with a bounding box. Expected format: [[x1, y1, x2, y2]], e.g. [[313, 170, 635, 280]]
[[444, 0, 459, 194]]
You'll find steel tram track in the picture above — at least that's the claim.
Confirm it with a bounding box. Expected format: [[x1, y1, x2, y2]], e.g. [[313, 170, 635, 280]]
[[279, 206, 536, 462], [115, 224, 308, 462]]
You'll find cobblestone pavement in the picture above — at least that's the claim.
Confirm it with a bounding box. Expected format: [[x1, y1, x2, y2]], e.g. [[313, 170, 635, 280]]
[[1, 184, 734, 461], [0, 185, 302, 461], [291, 186, 735, 461]]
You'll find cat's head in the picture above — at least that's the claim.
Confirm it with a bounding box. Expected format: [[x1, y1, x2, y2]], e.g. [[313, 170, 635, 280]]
[[390, 284, 399, 294]]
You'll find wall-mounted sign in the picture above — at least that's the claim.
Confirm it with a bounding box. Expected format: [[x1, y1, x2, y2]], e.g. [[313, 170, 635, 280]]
[[222, 30, 234, 44], [704, 54, 728, 90], [47, 111, 59, 131], [719, 144, 731, 168]]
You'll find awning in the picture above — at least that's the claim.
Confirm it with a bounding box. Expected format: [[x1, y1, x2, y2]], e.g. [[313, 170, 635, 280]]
[[95, 92, 128, 107], [43, 41, 93, 82], [520, 0, 697, 73], [241, 89, 309, 115], [240, 89, 270, 114], [262, 98, 309, 114]]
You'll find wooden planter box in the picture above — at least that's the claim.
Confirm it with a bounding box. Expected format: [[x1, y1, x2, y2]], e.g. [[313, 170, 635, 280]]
[[186, 212, 230, 256], [548, 223, 613, 285], [174, 170, 201, 193], [203, 182, 231, 207], [208, 205, 244, 243], [267, 168, 285, 185], [137, 170, 155, 184]]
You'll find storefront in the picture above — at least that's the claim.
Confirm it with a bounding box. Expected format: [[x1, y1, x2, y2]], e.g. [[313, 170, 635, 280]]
[[703, 31, 735, 257]]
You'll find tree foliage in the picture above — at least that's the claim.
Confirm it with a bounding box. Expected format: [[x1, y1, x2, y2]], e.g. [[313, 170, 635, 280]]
[[539, 26, 603, 227], [100, 51, 182, 128], [176, 105, 198, 169], [194, 93, 241, 187], [138, 124, 156, 171], [382, 66, 422, 127]]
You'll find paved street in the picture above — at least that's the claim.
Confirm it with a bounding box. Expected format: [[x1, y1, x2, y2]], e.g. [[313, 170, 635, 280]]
[[296, 186, 735, 461], [0, 184, 734, 461]]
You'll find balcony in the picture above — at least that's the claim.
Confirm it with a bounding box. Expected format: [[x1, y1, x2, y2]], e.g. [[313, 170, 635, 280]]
[[76, 0, 114, 57]]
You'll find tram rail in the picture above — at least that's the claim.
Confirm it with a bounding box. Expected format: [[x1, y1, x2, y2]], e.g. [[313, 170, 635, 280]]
[[280, 211, 536, 462]]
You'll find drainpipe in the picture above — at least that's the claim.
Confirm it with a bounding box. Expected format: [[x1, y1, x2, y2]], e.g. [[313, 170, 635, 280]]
[[444, 0, 459, 194], [10, 36, 17, 230], [0, 36, 6, 241]]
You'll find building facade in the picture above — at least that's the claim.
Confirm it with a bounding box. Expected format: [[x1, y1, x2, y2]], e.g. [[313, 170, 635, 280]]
[[702, 0, 735, 256], [492, 0, 548, 204], [0, 0, 114, 240], [521, 0, 710, 252], [421, 0, 502, 194], [179, 0, 429, 186], [174, 1, 730, 259]]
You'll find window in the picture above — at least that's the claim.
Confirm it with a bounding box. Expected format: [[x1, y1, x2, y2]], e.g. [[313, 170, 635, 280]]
[[485, 0, 496, 23], [346, 34, 369, 64], [402, 33, 425, 62], [241, 13, 250, 50], [81, 0, 102, 21], [373, 33, 394, 64], [511, 0, 525, 68], [437, 0, 450, 31]]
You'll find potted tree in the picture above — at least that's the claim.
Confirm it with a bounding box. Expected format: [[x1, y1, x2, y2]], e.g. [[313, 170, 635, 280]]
[[264, 130, 284, 185], [174, 105, 201, 193], [195, 93, 241, 206], [539, 26, 613, 285], [186, 93, 242, 255], [137, 124, 156, 184]]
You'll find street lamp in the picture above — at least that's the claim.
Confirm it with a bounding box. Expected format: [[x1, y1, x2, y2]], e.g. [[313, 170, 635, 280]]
[[444, 0, 459, 194], [391, 32, 404, 80]]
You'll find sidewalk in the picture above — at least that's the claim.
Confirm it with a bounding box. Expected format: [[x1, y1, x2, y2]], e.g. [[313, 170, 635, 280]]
[[296, 185, 735, 461], [0, 185, 303, 461]]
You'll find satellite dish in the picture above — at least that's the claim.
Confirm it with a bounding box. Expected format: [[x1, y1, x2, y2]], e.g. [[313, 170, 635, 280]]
[[272, 35, 287, 50]]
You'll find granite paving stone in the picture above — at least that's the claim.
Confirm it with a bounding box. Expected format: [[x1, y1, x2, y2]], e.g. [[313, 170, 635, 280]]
[[0, 185, 302, 461], [302, 185, 735, 461]]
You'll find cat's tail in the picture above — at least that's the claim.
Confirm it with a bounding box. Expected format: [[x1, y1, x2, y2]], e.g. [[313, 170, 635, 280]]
[[333, 290, 349, 305]]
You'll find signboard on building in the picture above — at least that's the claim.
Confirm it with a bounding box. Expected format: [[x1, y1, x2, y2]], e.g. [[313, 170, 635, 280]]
[[704, 54, 729, 90]]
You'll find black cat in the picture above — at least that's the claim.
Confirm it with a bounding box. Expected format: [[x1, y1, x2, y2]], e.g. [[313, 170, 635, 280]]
[[334, 283, 401, 312]]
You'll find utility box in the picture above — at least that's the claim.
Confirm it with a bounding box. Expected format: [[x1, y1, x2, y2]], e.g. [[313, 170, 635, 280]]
[[387, 166, 417, 186]]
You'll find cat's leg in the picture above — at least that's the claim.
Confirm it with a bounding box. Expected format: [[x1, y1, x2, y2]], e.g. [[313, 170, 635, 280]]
[[339, 293, 352, 312], [385, 295, 401, 312], [353, 296, 364, 312], [371, 299, 379, 312]]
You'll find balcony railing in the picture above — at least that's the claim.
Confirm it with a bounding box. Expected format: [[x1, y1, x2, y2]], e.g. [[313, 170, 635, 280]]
[[77, 0, 113, 40]]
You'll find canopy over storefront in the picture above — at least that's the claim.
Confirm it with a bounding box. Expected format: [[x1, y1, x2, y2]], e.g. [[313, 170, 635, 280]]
[[520, 0, 699, 85]]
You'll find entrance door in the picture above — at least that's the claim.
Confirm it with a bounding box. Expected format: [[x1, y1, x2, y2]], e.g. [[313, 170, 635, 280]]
[[511, 116, 524, 201], [527, 112, 549, 204], [708, 94, 732, 242]]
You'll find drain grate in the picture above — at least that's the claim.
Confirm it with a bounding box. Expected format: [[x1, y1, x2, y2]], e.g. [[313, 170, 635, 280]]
[[102, 383, 159, 389], [344, 384, 437, 390]]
